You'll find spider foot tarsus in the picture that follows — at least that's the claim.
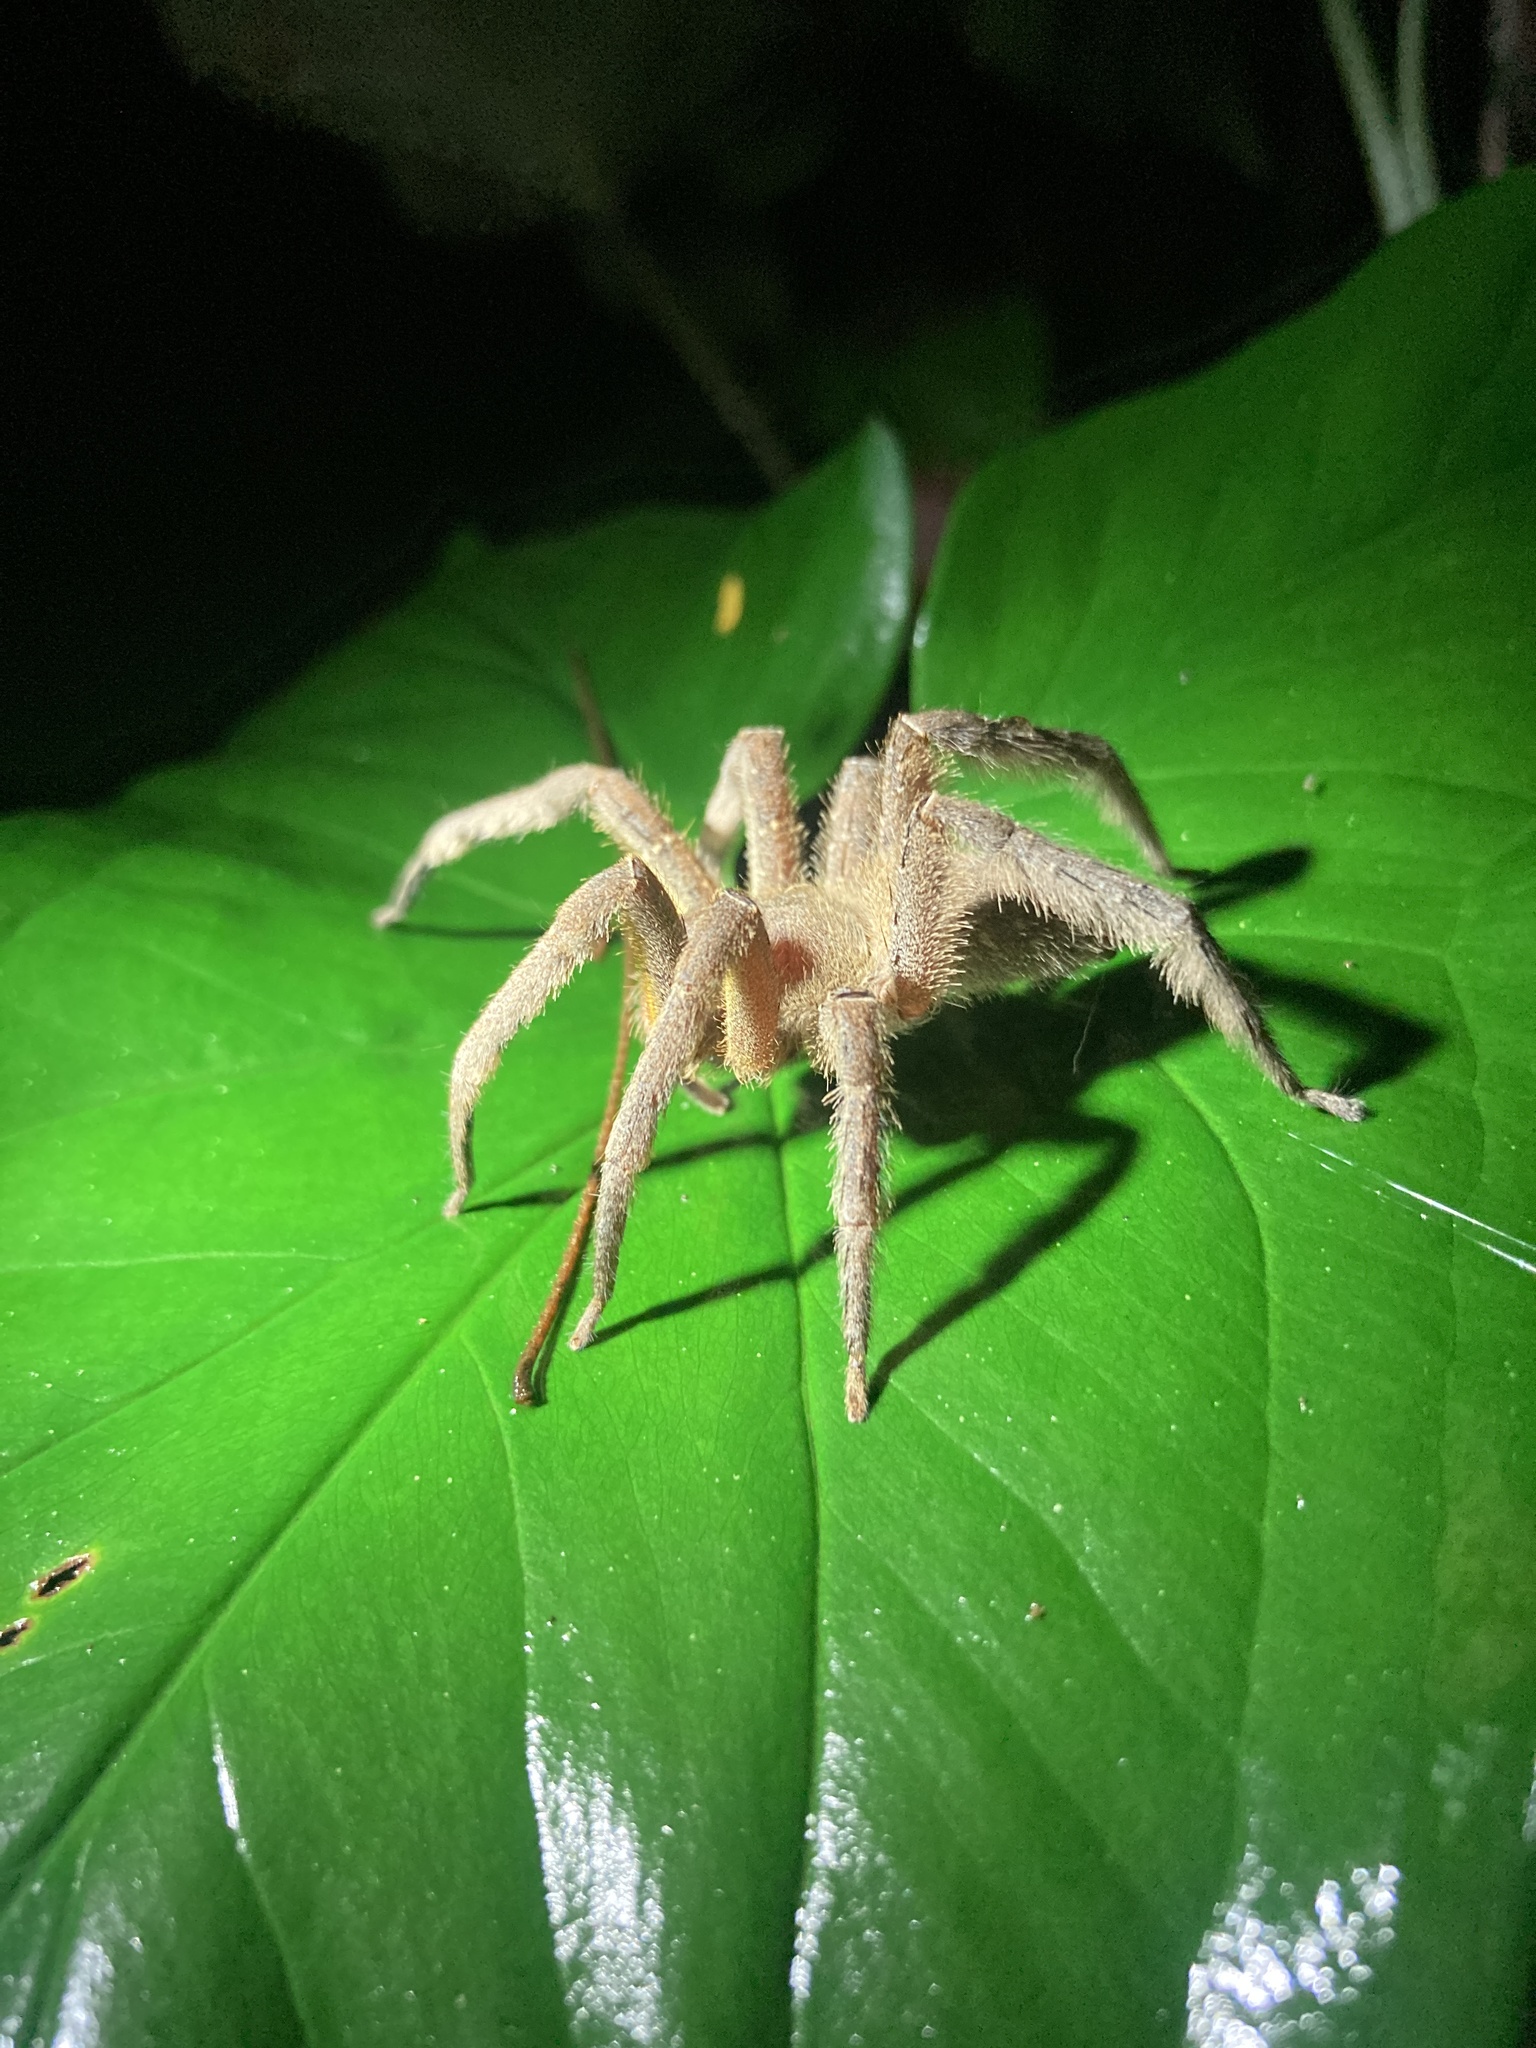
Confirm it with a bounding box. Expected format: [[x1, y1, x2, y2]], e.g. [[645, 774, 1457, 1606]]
[[681, 1075, 732, 1115], [844, 1358, 870, 1424], [1303, 1086, 1368, 1122], [371, 870, 426, 929], [567, 1300, 602, 1351]]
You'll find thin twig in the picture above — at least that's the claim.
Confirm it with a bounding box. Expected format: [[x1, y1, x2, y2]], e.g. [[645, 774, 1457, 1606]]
[[608, 232, 798, 492], [1396, 0, 1440, 216], [568, 649, 616, 769], [512, 651, 631, 1404], [514, 964, 633, 1403]]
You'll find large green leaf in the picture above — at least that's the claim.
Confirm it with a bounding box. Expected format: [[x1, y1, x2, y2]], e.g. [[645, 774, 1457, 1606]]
[[0, 425, 910, 2046], [2, 170, 1534, 2048], [907, 172, 1536, 2044]]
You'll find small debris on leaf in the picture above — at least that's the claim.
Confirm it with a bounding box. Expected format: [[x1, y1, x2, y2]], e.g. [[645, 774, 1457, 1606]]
[[713, 572, 746, 635]]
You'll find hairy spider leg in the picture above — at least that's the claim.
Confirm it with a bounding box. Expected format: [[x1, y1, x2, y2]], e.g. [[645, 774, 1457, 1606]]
[[444, 858, 686, 1217], [569, 890, 782, 1352], [371, 761, 718, 927], [901, 707, 1175, 875], [767, 739, 954, 1417], [811, 756, 882, 887], [928, 793, 1366, 1121], [814, 741, 973, 1419], [872, 708, 1171, 876], [822, 990, 890, 1422], [699, 726, 807, 895], [888, 786, 970, 1022]]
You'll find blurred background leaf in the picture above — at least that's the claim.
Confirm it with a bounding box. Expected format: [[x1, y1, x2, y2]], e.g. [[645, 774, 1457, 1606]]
[[21, 0, 1486, 811]]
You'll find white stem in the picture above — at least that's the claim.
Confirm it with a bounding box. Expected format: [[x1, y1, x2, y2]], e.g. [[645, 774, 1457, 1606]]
[[1396, 0, 1442, 215], [1319, 0, 1430, 234]]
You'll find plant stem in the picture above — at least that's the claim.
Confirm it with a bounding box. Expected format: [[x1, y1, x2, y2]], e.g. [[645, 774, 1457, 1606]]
[[1319, 0, 1442, 233], [513, 653, 634, 1406], [611, 233, 798, 492], [514, 964, 633, 1405], [1396, 0, 1441, 214]]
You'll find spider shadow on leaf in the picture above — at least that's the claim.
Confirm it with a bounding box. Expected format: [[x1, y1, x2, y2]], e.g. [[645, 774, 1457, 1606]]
[[868, 992, 1140, 1403], [482, 1187, 574, 1211], [862, 919, 1437, 1405], [1188, 843, 1310, 914], [584, 977, 1435, 1394], [387, 921, 546, 942]]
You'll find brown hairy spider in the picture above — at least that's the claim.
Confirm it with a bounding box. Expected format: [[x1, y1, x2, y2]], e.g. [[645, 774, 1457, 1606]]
[[373, 710, 1365, 1421]]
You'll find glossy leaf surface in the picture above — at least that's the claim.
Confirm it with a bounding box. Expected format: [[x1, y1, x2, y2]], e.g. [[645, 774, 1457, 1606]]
[[908, 171, 1536, 2046], [0, 426, 910, 2047], [2, 175, 1535, 2048]]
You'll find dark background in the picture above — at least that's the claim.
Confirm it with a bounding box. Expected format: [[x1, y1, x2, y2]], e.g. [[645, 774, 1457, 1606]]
[[6, 0, 1500, 815]]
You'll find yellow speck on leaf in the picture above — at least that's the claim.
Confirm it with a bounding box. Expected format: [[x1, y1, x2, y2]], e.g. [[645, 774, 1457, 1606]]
[[714, 571, 746, 635]]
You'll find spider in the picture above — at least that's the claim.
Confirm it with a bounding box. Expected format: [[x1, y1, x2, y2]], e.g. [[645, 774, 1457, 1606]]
[[372, 709, 1365, 1421]]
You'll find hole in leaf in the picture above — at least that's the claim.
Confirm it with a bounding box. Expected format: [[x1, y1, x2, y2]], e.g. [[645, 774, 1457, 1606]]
[[30, 1552, 94, 1600], [0, 1618, 33, 1650]]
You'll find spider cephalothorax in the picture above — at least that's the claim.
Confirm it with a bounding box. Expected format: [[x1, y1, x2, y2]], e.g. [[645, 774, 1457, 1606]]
[[373, 709, 1364, 1420]]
